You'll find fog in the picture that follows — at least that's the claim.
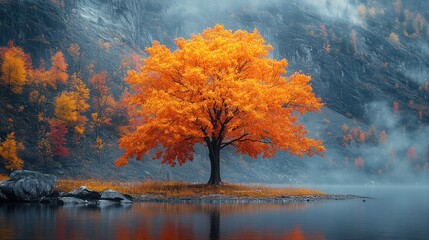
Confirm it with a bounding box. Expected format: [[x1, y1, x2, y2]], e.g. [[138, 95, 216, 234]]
[[147, 0, 429, 185]]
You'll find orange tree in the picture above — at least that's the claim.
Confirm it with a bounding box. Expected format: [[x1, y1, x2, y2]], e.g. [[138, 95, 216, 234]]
[[115, 25, 325, 185]]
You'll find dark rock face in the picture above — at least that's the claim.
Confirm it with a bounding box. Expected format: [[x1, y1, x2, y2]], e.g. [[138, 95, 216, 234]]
[[0, 170, 57, 202], [64, 186, 101, 200]]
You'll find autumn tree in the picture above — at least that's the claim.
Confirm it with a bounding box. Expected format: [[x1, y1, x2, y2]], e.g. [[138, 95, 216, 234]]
[[54, 91, 78, 124], [0, 42, 27, 94], [355, 156, 364, 168], [115, 25, 325, 185], [47, 51, 68, 88], [69, 73, 90, 135], [67, 43, 81, 62], [90, 71, 116, 139], [0, 132, 24, 171], [47, 120, 69, 157]]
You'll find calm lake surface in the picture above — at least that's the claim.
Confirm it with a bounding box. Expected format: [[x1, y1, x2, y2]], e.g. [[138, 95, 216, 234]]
[[0, 185, 428, 240]]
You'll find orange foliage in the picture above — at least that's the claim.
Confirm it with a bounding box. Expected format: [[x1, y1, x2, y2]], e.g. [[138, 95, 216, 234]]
[[90, 71, 116, 128], [115, 25, 325, 168], [355, 156, 364, 168], [55, 180, 324, 198], [358, 4, 366, 18], [69, 73, 89, 113], [98, 39, 110, 52], [67, 43, 80, 62], [0, 132, 24, 171], [343, 127, 365, 146], [388, 33, 400, 46], [0, 42, 27, 94], [69, 73, 90, 134], [340, 123, 349, 133], [130, 52, 143, 71], [0, 174, 8, 181], [54, 91, 78, 123], [48, 51, 68, 86], [393, 101, 399, 113], [342, 134, 352, 147]]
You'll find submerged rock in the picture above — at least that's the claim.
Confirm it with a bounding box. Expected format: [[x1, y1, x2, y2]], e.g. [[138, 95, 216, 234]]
[[58, 197, 88, 205], [64, 186, 101, 200], [0, 170, 56, 202]]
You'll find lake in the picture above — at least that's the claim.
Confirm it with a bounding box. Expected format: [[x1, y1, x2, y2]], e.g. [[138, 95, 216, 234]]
[[0, 186, 428, 239]]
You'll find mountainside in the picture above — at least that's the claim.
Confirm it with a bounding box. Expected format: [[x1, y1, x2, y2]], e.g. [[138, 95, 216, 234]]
[[0, 0, 428, 184]]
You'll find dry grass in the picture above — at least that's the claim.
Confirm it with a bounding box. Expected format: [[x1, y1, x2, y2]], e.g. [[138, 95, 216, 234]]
[[0, 174, 9, 181], [55, 179, 324, 198]]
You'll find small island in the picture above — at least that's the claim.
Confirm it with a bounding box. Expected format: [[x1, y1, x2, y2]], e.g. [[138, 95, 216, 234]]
[[1, 170, 365, 205]]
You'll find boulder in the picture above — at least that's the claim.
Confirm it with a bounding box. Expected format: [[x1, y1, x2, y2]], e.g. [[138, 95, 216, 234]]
[[100, 189, 134, 205], [101, 189, 128, 201], [0, 170, 56, 202], [58, 197, 88, 205], [97, 199, 118, 206], [64, 186, 101, 200]]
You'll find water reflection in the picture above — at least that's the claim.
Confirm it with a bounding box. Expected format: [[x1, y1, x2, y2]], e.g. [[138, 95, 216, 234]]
[[0, 202, 322, 240], [2, 187, 429, 239]]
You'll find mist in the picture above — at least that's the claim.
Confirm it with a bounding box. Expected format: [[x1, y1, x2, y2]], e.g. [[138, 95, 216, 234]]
[[121, 0, 429, 185], [1, 0, 427, 186]]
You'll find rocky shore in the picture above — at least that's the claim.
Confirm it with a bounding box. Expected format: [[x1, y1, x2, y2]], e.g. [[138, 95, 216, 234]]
[[1, 170, 368, 206], [139, 193, 368, 204]]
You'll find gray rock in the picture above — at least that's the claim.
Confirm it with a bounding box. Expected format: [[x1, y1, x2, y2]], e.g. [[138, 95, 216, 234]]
[[121, 199, 133, 204], [97, 199, 118, 206], [0, 190, 8, 201], [0, 170, 56, 202], [64, 186, 101, 200], [101, 189, 129, 201], [58, 197, 88, 205]]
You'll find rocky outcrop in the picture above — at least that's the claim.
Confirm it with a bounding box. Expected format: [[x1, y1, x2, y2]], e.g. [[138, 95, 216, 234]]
[[59, 187, 133, 205], [0, 170, 57, 202], [64, 186, 101, 200]]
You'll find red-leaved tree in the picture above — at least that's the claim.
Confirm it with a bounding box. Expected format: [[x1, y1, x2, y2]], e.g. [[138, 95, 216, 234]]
[[47, 120, 69, 157]]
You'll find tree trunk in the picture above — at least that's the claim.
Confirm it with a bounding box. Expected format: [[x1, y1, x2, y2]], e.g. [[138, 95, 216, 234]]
[[207, 142, 222, 186]]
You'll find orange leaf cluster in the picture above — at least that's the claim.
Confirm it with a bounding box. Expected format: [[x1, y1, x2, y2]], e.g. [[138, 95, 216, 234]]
[[0, 132, 24, 171], [342, 127, 365, 146], [116, 25, 325, 167], [355, 156, 364, 168], [0, 42, 27, 94]]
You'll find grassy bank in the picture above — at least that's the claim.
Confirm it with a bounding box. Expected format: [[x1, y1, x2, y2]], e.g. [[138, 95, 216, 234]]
[[55, 179, 324, 198], [0, 174, 8, 181]]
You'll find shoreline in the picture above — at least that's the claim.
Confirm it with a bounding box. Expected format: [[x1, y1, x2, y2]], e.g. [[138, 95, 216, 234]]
[[137, 193, 370, 204]]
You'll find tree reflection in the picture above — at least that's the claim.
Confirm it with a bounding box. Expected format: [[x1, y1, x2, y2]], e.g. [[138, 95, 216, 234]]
[[0, 203, 324, 240], [209, 207, 220, 240]]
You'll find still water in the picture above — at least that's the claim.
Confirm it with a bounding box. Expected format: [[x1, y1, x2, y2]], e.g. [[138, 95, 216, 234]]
[[0, 186, 428, 240]]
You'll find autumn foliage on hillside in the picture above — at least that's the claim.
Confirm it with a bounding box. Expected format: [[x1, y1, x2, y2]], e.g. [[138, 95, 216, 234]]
[[0, 41, 27, 94], [115, 25, 325, 185], [47, 120, 69, 157], [0, 132, 24, 171], [0, 40, 123, 171]]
